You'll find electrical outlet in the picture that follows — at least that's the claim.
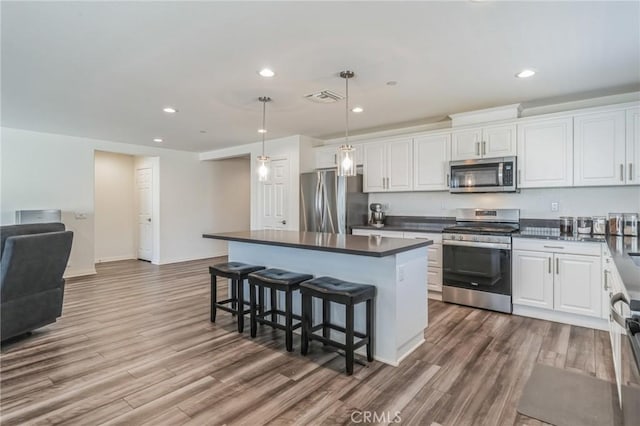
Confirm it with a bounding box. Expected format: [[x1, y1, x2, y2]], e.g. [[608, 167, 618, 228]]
[[382, 203, 390, 211], [74, 212, 87, 220], [551, 202, 559, 212], [398, 266, 405, 282]]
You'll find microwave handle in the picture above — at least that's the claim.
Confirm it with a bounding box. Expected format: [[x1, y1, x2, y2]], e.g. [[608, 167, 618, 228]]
[[498, 162, 503, 186]]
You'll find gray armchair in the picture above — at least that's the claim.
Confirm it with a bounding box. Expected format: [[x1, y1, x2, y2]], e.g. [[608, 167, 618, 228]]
[[1, 223, 73, 341]]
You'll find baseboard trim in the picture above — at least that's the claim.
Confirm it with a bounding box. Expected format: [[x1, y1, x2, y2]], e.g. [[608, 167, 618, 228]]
[[64, 267, 97, 279], [428, 291, 443, 301], [513, 304, 608, 331], [95, 255, 136, 263], [158, 251, 228, 265]]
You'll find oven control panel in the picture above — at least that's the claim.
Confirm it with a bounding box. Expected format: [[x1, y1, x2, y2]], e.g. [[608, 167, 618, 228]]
[[442, 233, 512, 245]]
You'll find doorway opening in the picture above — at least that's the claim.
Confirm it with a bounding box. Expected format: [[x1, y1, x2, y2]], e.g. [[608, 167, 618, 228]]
[[94, 151, 159, 266]]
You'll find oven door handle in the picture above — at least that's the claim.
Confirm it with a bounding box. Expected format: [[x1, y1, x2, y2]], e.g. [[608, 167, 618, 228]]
[[443, 240, 511, 250], [610, 292, 629, 328]]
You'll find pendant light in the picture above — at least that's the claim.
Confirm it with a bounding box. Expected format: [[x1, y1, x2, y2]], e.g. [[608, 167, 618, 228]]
[[257, 96, 271, 182], [337, 70, 357, 177]]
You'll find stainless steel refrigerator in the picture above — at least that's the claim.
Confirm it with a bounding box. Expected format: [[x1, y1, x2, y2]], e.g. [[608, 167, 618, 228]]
[[300, 170, 368, 234]]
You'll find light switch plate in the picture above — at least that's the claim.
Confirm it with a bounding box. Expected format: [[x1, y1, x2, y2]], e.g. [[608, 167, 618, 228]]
[[551, 202, 559, 212]]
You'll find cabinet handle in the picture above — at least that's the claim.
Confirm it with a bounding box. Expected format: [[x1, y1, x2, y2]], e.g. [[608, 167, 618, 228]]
[[556, 258, 559, 275], [475, 142, 480, 156], [482, 141, 486, 156], [630, 163, 633, 181], [446, 173, 450, 188], [620, 164, 624, 182], [604, 270, 610, 291], [544, 245, 564, 249], [334, 154, 337, 165], [548, 257, 552, 274], [518, 169, 521, 185]]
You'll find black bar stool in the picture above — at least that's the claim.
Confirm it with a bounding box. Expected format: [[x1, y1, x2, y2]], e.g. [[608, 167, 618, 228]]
[[300, 276, 376, 375], [248, 268, 313, 352], [209, 262, 265, 333]]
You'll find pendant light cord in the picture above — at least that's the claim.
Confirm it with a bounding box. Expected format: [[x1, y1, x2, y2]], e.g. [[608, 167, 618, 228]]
[[261, 99, 266, 156], [345, 75, 349, 144]]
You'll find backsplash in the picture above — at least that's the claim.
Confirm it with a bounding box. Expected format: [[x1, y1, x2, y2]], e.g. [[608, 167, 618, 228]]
[[369, 186, 640, 219]]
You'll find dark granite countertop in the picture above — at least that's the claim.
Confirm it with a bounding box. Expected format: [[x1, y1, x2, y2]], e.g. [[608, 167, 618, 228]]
[[606, 236, 640, 303], [352, 215, 454, 234], [203, 230, 432, 258], [513, 233, 607, 243], [351, 224, 448, 233]]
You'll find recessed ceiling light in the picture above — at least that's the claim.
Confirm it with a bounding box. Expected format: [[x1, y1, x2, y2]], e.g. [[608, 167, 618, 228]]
[[153, 138, 163, 143], [386, 81, 397, 86], [258, 68, 275, 78], [200, 130, 207, 134], [258, 128, 267, 134], [352, 106, 364, 113], [516, 69, 536, 78], [162, 107, 178, 113]]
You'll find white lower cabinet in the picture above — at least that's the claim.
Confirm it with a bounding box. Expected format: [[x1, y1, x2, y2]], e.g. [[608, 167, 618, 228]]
[[351, 229, 442, 294], [554, 253, 601, 317], [512, 250, 554, 309], [512, 239, 602, 322]]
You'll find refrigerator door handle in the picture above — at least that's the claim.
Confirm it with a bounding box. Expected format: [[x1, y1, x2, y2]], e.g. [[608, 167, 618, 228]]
[[315, 173, 323, 231]]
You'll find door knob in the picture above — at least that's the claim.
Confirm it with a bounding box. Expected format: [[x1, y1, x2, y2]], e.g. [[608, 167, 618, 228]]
[[281, 220, 287, 225], [147, 218, 151, 222]]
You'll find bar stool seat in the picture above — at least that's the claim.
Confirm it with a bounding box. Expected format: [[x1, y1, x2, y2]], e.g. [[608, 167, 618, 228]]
[[209, 262, 265, 333], [248, 268, 313, 352], [300, 276, 376, 375]]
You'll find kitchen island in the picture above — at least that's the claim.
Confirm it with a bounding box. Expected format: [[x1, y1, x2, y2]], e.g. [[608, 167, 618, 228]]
[[203, 230, 432, 366]]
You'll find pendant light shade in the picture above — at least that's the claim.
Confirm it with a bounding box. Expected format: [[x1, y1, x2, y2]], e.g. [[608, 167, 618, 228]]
[[257, 96, 271, 182], [337, 70, 357, 177]]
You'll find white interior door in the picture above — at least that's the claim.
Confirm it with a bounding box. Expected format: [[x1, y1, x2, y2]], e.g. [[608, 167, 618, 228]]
[[136, 168, 153, 260], [261, 158, 289, 229]]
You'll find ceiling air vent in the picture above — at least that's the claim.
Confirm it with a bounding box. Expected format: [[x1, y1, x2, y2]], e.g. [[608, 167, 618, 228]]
[[304, 90, 344, 103]]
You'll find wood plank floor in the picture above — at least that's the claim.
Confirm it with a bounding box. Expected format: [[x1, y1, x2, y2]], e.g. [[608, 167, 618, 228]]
[[0, 258, 617, 425]]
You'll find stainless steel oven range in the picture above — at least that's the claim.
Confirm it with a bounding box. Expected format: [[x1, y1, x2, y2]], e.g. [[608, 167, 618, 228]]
[[442, 208, 520, 314]]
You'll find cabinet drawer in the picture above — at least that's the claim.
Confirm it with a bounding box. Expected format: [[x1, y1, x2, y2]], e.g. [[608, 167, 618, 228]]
[[428, 244, 442, 268], [427, 267, 442, 292], [512, 238, 602, 256]]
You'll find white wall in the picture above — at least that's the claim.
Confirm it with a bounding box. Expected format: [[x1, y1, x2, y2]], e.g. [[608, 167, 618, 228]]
[[210, 157, 250, 232], [200, 134, 314, 232], [94, 151, 135, 262], [1, 127, 225, 277], [369, 186, 640, 219]]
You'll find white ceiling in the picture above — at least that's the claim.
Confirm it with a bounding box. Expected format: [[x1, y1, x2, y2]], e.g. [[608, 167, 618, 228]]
[[2, 1, 639, 152]]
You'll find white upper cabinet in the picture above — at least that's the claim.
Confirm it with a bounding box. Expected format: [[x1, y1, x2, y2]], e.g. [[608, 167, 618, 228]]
[[363, 138, 412, 192], [451, 124, 516, 160], [451, 128, 482, 160], [517, 117, 573, 188], [574, 110, 626, 186], [483, 124, 517, 157], [387, 138, 413, 191], [363, 142, 386, 192], [627, 106, 640, 184], [413, 133, 451, 191]]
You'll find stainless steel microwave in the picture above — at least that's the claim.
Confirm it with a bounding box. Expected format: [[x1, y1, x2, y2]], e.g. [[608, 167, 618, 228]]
[[449, 156, 517, 193]]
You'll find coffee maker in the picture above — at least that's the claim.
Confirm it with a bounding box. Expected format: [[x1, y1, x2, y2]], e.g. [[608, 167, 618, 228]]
[[369, 203, 386, 228]]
